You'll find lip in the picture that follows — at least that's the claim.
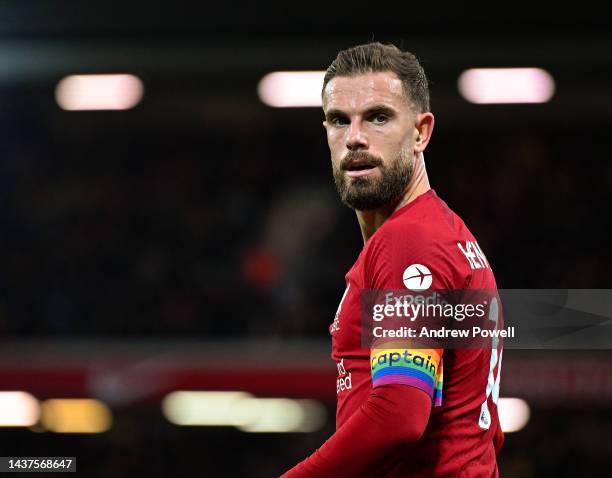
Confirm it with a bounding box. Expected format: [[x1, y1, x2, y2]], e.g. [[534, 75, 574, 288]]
[[346, 167, 377, 177]]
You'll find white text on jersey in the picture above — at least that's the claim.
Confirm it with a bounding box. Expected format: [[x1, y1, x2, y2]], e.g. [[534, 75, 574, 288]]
[[457, 241, 490, 270]]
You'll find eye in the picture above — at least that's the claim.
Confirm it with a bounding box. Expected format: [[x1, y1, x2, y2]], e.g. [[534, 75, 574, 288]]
[[329, 116, 349, 126], [371, 113, 388, 125]]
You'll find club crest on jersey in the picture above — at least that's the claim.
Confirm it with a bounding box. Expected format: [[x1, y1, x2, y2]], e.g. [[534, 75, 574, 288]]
[[402, 264, 433, 291]]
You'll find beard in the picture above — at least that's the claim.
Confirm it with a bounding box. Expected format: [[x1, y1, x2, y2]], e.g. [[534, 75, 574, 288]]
[[332, 149, 414, 211]]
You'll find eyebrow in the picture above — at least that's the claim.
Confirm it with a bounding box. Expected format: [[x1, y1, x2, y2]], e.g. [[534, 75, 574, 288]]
[[325, 104, 397, 120]]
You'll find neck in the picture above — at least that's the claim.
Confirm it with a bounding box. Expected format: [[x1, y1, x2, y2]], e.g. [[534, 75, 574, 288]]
[[356, 152, 430, 244]]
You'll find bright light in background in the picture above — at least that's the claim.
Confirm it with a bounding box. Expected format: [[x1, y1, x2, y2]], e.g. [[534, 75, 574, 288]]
[[162, 391, 327, 433], [55, 74, 144, 111], [237, 399, 326, 433], [498, 397, 530, 433], [162, 391, 254, 426], [258, 71, 325, 107], [41, 399, 112, 433], [0, 392, 40, 427], [458, 68, 555, 104]]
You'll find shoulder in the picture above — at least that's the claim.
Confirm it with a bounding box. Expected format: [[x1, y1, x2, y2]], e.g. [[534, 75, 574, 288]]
[[371, 190, 468, 250], [363, 193, 475, 290]]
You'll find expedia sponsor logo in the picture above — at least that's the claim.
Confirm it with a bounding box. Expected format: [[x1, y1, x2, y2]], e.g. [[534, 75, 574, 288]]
[[402, 264, 433, 291]]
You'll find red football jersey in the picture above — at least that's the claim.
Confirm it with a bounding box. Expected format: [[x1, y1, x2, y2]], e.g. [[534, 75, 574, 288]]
[[330, 189, 504, 477]]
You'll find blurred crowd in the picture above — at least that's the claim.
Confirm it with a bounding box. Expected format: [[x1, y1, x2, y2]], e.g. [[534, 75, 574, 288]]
[[1, 94, 611, 339], [0, 63, 611, 478]]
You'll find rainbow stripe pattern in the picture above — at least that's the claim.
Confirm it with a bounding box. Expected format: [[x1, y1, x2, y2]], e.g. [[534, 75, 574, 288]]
[[371, 347, 443, 407]]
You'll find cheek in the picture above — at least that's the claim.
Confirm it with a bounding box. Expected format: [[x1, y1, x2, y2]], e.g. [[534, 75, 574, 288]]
[[327, 133, 346, 157], [329, 149, 343, 169], [371, 129, 405, 156], [327, 127, 345, 144], [383, 128, 413, 153]]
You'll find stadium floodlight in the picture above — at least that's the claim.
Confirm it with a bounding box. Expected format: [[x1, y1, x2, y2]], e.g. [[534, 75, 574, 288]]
[[258, 71, 325, 107], [55, 74, 144, 111], [162, 391, 326, 433], [498, 397, 530, 433], [458, 68, 555, 104], [0, 391, 40, 427], [162, 391, 254, 427], [237, 398, 327, 433], [41, 399, 112, 433]]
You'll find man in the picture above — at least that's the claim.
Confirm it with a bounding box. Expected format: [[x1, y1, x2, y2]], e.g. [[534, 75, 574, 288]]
[[282, 42, 503, 477]]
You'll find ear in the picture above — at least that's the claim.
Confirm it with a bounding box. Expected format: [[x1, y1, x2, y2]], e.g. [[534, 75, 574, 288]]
[[414, 112, 435, 153]]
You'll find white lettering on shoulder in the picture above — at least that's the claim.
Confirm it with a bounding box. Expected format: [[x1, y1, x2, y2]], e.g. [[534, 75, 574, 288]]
[[457, 240, 490, 270]]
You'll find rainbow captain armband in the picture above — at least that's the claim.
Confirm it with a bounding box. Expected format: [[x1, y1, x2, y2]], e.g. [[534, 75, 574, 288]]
[[371, 347, 443, 407]]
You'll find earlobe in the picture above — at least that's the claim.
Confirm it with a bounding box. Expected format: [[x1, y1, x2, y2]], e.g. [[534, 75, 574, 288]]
[[414, 112, 435, 152]]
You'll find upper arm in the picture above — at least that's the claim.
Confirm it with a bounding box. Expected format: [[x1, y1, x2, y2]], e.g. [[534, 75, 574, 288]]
[[364, 223, 459, 407], [365, 383, 432, 444]]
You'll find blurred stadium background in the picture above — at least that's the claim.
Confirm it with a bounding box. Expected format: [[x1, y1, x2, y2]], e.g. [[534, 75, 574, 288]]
[[0, 2, 611, 476]]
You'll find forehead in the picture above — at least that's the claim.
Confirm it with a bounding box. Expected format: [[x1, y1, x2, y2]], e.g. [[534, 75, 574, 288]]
[[322, 71, 408, 113]]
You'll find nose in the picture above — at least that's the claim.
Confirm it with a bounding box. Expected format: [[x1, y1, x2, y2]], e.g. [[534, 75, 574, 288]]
[[346, 119, 368, 151]]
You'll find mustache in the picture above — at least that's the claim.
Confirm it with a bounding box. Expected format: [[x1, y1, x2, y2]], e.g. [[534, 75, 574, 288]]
[[340, 151, 384, 170]]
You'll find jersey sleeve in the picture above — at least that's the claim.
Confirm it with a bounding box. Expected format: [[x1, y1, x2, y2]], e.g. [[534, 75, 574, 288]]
[[371, 346, 443, 406], [363, 221, 467, 406]]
